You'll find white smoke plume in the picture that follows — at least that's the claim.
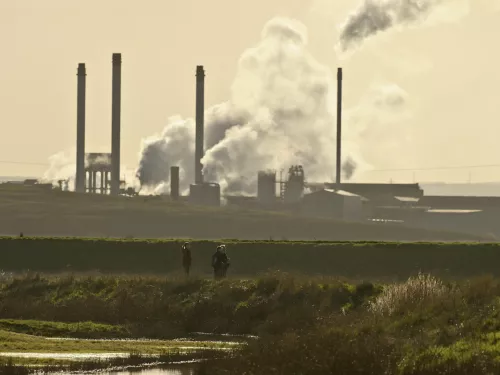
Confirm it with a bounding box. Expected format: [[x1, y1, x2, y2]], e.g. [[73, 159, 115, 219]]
[[44, 17, 412, 195], [42, 149, 138, 192], [338, 0, 469, 52], [136, 17, 384, 196], [41, 149, 76, 190], [343, 83, 413, 171]]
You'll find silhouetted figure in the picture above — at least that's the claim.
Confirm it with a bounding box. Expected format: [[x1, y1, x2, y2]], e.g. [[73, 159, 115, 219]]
[[182, 242, 192, 276], [212, 245, 230, 279], [19, 232, 23, 238]]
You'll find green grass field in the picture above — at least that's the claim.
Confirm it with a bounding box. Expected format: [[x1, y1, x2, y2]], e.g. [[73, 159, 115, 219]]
[[0, 329, 230, 353], [2, 236, 500, 278], [0, 184, 483, 241]]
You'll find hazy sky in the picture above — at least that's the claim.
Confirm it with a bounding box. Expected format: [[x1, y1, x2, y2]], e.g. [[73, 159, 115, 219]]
[[1, 0, 500, 183]]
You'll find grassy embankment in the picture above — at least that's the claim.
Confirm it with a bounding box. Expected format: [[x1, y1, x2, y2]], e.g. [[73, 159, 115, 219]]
[[0, 272, 360, 340], [0, 184, 482, 241], [2, 273, 500, 373], [3, 237, 500, 279]]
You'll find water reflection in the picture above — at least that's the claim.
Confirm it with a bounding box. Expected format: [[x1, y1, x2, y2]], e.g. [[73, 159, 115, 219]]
[[105, 368, 194, 375]]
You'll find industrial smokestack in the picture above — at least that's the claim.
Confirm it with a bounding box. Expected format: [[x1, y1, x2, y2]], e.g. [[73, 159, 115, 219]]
[[111, 53, 122, 195], [195, 65, 205, 184], [336, 67, 342, 187], [75, 63, 86, 193], [170, 166, 180, 200]]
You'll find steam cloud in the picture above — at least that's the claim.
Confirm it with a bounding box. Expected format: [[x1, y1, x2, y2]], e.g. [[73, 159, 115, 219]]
[[41, 150, 139, 192], [42, 150, 76, 191], [338, 0, 463, 51], [43, 17, 411, 195], [136, 17, 368, 196]]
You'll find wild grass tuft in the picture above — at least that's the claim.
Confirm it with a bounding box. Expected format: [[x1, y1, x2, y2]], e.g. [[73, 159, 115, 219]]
[[369, 272, 447, 316]]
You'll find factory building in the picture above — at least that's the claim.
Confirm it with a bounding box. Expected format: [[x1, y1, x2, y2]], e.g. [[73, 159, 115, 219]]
[[419, 196, 500, 209], [301, 189, 366, 221], [66, 56, 500, 241], [257, 171, 277, 206], [190, 183, 221, 206], [317, 183, 424, 201]]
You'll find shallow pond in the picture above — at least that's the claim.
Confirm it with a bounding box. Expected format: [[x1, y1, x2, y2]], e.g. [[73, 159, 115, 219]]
[[54, 365, 196, 375], [1, 332, 248, 374], [104, 369, 194, 375]]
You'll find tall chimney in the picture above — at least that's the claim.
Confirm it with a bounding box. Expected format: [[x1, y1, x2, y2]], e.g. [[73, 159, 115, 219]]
[[170, 166, 180, 200], [75, 63, 86, 193], [336, 67, 342, 187], [195, 65, 205, 185], [111, 53, 122, 195]]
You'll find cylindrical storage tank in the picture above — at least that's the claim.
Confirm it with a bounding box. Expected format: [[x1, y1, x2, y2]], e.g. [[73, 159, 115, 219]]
[[171, 166, 180, 200], [258, 171, 276, 205]]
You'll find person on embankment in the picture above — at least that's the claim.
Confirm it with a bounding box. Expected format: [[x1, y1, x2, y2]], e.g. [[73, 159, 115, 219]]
[[212, 244, 230, 279], [181, 241, 192, 276]]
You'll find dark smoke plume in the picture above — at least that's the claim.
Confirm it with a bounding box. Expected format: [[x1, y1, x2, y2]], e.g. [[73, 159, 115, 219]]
[[342, 157, 357, 180], [339, 0, 439, 51]]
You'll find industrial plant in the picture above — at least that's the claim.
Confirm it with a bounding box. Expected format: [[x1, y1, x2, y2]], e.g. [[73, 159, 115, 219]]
[[2, 53, 499, 240], [67, 58, 423, 215]]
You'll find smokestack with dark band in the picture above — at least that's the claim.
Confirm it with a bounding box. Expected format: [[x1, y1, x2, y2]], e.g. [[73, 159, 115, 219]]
[[111, 53, 122, 195], [336, 67, 342, 186], [75, 63, 86, 193], [195, 65, 205, 184]]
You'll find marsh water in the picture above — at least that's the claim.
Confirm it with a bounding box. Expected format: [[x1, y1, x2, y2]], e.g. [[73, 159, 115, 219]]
[[104, 369, 194, 375], [58, 368, 195, 375], [2, 333, 250, 374]]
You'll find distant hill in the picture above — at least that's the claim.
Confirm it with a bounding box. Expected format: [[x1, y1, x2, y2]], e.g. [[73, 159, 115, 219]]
[[0, 176, 37, 182]]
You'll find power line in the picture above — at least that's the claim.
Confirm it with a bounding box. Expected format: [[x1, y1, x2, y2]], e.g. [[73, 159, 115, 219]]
[[0, 160, 49, 166], [2, 159, 500, 172], [368, 164, 500, 172]]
